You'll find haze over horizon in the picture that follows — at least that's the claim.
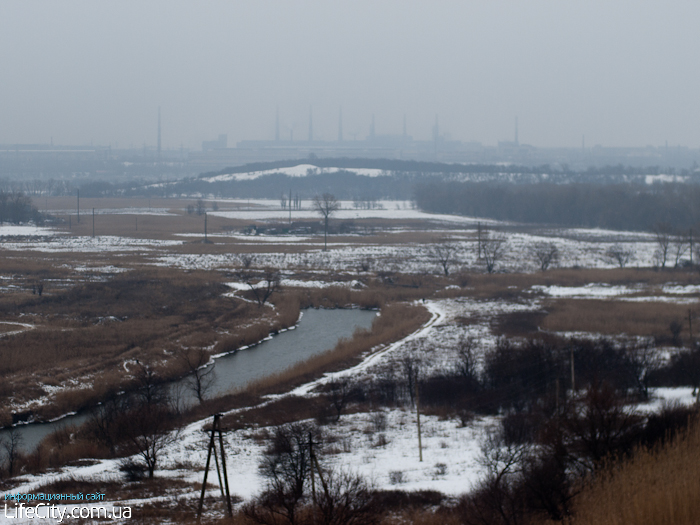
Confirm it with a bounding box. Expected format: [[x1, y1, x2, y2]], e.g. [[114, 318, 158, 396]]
[[2, 1, 699, 151]]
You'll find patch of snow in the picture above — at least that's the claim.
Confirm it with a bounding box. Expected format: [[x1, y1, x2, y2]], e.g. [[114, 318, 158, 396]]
[[662, 284, 700, 295], [0, 225, 58, 236], [645, 174, 687, 185], [532, 283, 641, 299], [205, 164, 388, 182]]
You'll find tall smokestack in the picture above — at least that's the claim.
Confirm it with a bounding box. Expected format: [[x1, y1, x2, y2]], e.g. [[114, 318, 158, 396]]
[[157, 106, 161, 159], [338, 107, 343, 142], [308, 106, 313, 142], [275, 106, 280, 141]]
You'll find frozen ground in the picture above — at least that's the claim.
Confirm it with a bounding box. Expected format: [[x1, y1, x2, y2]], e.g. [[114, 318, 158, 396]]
[[3, 294, 695, 524], [0, 225, 58, 237], [204, 164, 388, 182], [0, 235, 183, 253], [0, 202, 665, 274], [1, 202, 697, 522], [157, 231, 659, 274], [532, 283, 700, 305]]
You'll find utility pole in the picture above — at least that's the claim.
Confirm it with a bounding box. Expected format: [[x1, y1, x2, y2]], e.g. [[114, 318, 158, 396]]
[[77, 189, 80, 223], [92, 208, 95, 237], [204, 212, 208, 242], [477, 222, 483, 259], [416, 371, 423, 462], [197, 414, 232, 519], [570, 346, 576, 392], [689, 309, 694, 343], [289, 188, 292, 225], [690, 228, 693, 267], [309, 433, 317, 524]]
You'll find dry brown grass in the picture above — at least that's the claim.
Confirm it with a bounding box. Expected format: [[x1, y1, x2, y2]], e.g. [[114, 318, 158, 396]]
[[557, 414, 700, 525], [0, 267, 299, 419], [445, 267, 700, 301], [541, 298, 697, 337]]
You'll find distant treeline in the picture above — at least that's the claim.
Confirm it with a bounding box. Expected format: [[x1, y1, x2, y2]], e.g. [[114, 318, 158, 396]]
[[415, 181, 700, 231], [0, 191, 42, 225], [201, 157, 698, 178]]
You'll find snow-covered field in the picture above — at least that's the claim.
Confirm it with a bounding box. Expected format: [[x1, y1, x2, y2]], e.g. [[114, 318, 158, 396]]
[[205, 164, 388, 182], [3, 292, 696, 523], [0, 200, 665, 274], [1, 200, 698, 522]]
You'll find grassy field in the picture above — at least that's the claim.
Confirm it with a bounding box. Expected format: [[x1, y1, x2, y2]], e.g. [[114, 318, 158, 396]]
[[2, 196, 700, 524], [1, 196, 698, 422]]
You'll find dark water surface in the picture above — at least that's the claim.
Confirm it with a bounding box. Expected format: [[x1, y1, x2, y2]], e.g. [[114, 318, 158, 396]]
[[2, 308, 377, 452]]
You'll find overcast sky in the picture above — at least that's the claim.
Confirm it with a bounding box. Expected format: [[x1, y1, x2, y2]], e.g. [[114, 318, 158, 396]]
[[1, 1, 699, 149]]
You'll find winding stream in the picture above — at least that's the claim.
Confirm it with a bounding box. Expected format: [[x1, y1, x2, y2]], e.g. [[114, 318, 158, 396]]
[[2, 308, 376, 452]]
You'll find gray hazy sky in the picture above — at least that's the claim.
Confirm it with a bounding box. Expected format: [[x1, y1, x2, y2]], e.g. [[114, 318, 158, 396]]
[[1, 1, 699, 149]]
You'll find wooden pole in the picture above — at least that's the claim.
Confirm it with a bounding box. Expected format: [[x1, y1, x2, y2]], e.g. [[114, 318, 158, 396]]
[[197, 414, 232, 519], [77, 189, 80, 223], [92, 208, 95, 237], [309, 432, 317, 524], [204, 213, 208, 242], [218, 423, 233, 517], [197, 418, 218, 519], [477, 222, 483, 259], [416, 373, 423, 462], [311, 446, 329, 499], [212, 437, 224, 498], [570, 347, 576, 392]]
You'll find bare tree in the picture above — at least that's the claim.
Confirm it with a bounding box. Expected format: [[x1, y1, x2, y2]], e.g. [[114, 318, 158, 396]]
[[88, 394, 131, 456], [325, 378, 354, 423], [246, 422, 322, 525], [237, 268, 282, 307], [358, 256, 373, 272], [314, 469, 378, 525], [604, 244, 635, 268], [313, 193, 340, 251], [177, 347, 216, 403], [195, 199, 206, 216], [529, 242, 559, 271], [1, 428, 24, 477], [456, 336, 480, 390], [481, 233, 507, 274], [563, 382, 642, 467], [238, 253, 257, 268], [122, 402, 178, 479], [626, 342, 663, 400], [671, 232, 689, 268], [653, 223, 673, 268], [478, 426, 530, 485], [397, 353, 421, 407], [427, 239, 459, 276], [122, 363, 179, 478]]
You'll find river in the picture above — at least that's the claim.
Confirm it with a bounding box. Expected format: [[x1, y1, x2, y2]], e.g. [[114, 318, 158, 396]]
[[1, 308, 377, 453]]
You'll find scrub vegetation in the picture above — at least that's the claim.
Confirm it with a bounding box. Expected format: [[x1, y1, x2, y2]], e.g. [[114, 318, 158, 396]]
[[0, 194, 698, 525]]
